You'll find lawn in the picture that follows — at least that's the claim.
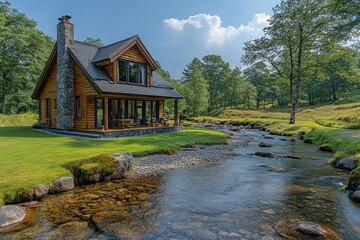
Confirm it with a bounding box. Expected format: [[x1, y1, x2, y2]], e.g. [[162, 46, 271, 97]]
[[0, 126, 228, 205]]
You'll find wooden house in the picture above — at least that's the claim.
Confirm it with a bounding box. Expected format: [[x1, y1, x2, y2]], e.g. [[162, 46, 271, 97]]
[[32, 16, 182, 137]]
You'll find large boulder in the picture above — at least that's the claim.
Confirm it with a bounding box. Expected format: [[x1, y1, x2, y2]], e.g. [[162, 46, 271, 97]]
[[348, 167, 360, 191], [33, 184, 50, 199], [350, 189, 360, 203], [44, 221, 90, 240], [53, 176, 75, 192], [72, 153, 133, 185], [335, 155, 358, 171], [108, 152, 133, 180], [0, 205, 26, 228]]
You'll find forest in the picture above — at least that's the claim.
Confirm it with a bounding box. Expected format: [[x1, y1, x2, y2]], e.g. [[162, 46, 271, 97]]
[[0, 0, 359, 124]]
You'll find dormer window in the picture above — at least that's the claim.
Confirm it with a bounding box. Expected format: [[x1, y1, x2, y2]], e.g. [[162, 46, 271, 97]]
[[118, 60, 146, 85]]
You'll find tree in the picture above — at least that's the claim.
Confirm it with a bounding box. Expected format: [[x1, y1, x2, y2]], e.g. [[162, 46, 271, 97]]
[[243, 0, 334, 124], [0, 1, 54, 114], [202, 55, 231, 111], [243, 62, 276, 108], [182, 58, 209, 116], [84, 37, 103, 47]]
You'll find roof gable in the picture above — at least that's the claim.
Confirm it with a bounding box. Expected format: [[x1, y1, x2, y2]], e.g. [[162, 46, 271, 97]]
[[92, 35, 159, 70]]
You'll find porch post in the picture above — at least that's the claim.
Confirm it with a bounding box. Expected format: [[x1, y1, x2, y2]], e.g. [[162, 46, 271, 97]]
[[174, 99, 179, 126], [104, 97, 109, 130]]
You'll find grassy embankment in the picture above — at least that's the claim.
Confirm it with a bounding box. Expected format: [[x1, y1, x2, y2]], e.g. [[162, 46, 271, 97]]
[[191, 102, 360, 164], [0, 113, 228, 206]]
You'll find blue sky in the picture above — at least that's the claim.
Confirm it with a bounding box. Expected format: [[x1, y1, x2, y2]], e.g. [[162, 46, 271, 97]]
[[9, 0, 280, 79]]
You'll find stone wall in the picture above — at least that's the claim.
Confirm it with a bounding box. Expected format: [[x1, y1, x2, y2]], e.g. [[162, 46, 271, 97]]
[[56, 18, 74, 130]]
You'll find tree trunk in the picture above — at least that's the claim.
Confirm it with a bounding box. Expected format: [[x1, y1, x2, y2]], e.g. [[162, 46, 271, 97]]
[[1, 85, 5, 114], [289, 102, 296, 124]]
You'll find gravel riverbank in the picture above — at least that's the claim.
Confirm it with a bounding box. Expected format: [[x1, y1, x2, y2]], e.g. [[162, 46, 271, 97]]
[[128, 125, 252, 178]]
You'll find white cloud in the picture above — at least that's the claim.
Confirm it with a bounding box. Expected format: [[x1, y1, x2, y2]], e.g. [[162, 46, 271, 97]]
[[163, 13, 270, 46]]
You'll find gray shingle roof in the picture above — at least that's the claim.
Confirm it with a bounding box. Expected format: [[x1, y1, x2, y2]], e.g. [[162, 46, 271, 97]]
[[92, 36, 134, 63], [71, 40, 182, 99]]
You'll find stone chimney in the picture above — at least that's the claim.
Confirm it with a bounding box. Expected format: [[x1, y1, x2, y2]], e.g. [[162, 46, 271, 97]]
[[56, 15, 74, 130]]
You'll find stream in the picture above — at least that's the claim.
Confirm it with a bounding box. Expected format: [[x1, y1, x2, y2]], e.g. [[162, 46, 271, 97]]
[[1, 129, 360, 239]]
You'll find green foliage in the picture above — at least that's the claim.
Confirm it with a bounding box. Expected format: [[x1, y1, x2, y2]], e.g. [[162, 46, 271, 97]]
[[0, 1, 54, 114], [0, 126, 228, 205], [83, 37, 104, 47], [71, 154, 118, 185], [182, 58, 209, 116]]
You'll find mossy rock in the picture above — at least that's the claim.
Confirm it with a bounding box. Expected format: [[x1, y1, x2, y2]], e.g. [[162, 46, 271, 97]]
[[303, 138, 313, 144], [348, 167, 360, 191], [71, 154, 119, 186], [4, 188, 33, 204], [319, 144, 333, 152], [183, 142, 196, 148]]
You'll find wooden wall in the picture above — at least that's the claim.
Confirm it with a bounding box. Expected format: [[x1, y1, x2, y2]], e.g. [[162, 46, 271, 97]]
[[104, 64, 114, 80], [39, 61, 57, 128], [120, 45, 147, 63], [74, 64, 97, 129]]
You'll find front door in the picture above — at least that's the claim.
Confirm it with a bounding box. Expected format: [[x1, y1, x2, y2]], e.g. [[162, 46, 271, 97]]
[[95, 98, 104, 129]]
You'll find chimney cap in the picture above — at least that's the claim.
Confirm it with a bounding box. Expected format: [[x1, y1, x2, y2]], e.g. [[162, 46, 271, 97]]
[[58, 15, 72, 23]]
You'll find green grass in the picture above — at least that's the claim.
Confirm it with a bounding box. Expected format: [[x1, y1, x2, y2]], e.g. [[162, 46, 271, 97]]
[[0, 113, 38, 127], [0, 126, 228, 205]]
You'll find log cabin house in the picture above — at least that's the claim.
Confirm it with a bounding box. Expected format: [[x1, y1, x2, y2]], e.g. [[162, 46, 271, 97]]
[[32, 16, 182, 137]]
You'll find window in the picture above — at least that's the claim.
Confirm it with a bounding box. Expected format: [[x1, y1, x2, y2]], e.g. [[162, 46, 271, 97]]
[[75, 96, 81, 118], [46, 98, 51, 118], [117, 60, 147, 85]]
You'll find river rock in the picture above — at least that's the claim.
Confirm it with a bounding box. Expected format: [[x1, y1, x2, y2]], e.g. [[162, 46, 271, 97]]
[[295, 221, 327, 236], [335, 156, 358, 171], [259, 142, 272, 147], [319, 145, 333, 152], [44, 221, 90, 240], [108, 152, 133, 179], [275, 218, 340, 240], [33, 184, 50, 199], [350, 190, 360, 203], [255, 152, 274, 158], [53, 176, 75, 192], [0, 205, 26, 228], [348, 167, 360, 191]]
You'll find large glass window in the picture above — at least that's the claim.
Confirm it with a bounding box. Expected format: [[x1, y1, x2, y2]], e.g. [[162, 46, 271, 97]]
[[75, 96, 81, 118], [119, 61, 127, 82], [95, 99, 104, 129], [117, 60, 146, 85], [46, 98, 51, 118], [128, 100, 135, 119]]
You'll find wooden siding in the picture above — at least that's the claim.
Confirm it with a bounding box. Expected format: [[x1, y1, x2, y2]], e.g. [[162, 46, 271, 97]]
[[87, 96, 96, 129], [120, 45, 147, 63], [104, 64, 114, 80], [74, 64, 97, 129], [39, 60, 57, 128]]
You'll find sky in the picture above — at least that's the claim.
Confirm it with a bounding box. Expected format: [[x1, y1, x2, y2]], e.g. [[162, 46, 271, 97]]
[[8, 0, 280, 79]]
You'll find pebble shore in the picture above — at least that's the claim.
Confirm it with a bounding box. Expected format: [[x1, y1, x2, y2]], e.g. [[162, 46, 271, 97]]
[[128, 125, 251, 178]]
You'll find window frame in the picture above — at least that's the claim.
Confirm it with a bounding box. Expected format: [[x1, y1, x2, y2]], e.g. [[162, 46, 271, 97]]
[[46, 98, 51, 119], [117, 59, 147, 86]]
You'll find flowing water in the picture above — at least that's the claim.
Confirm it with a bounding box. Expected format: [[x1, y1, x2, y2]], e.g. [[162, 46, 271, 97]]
[[1, 130, 360, 239]]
